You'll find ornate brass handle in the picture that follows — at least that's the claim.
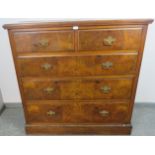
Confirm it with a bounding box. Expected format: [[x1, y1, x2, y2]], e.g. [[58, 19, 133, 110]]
[[100, 86, 111, 93], [103, 36, 116, 46], [101, 61, 113, 69], [41, 63, 52, 70], [47, 110, 56, 116], [99, 110, 109, 116], [33, 39, 49, 48], [43, 87, 54, 94]]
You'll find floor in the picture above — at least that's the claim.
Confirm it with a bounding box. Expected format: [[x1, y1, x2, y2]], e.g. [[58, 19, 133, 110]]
[[0, 104, 155, 136]]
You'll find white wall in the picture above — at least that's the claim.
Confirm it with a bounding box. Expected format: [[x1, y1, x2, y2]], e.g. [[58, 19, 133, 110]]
[[0, 18, 155, 104]]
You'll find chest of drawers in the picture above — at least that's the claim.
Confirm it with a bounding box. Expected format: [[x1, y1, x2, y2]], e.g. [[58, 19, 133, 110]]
[[3, 19, 153, 135]]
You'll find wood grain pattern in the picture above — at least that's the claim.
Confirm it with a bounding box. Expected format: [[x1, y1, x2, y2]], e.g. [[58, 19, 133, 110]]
[[79, 28, 142, 51], [4, 19, 153, 135], [26, 124, 132, 135], [21, 77, 133, 100], [17, 53, 137, 77], [25, 100, 129, 124], [77, 54, 138, 76], [13, 30, 74, 52], [18, 56, 77, 77], [3, 19, 153, 29]]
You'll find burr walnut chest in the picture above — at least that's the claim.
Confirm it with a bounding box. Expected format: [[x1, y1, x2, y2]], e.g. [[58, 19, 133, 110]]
[[3, 19, 153, 135]]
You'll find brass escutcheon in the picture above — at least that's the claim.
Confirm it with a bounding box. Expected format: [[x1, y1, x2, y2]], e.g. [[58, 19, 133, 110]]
[[33, 39, 49, 47], [43, 87, 54, 94], [100, 86, 111, 93], [41, 63, 52, 70], [103, 36, 116, 46], [101, 61, 113, 69], [99, 110, 109, 116], [47, 110, 56, 116]]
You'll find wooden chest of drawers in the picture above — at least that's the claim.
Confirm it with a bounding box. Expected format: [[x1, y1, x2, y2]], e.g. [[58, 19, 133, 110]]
[[3, 19, 153, 135]]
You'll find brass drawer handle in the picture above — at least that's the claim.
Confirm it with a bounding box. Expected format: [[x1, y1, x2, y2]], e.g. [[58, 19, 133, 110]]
[[99, 110, 109, 117], [33, 39, 49, 48], [103, 36, 116, 46], [47, 110, 56, 116], [41, 63, 52, 70], [100, 86, 111, 93], [101, 61, 113, 69], [43, 87, 54, 94]]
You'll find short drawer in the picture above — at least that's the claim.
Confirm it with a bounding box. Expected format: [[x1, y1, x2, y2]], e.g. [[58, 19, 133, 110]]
[[13, 30, 74, 52], [18, 56, 77, 77], [77, 54, 137, 76], [22, 77, 133, 100], [79, 28, 142, 51], [25, 100, 129, 124]]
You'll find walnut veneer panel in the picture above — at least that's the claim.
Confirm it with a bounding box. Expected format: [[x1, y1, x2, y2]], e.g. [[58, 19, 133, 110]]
[[18, 54, 137, 77], [13, 31, 74, 52], [26, 100, 129, 124], [79, 28, 142, 51], [21, 77, 133, 100]]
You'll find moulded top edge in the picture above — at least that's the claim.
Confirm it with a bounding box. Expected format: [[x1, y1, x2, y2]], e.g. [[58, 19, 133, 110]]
[[3, 19, 154, 30]]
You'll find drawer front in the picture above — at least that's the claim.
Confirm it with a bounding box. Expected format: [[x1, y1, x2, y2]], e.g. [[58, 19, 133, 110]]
[[79, 28, 142, 51], [22, 78, 133, 100], [18, 56, 77, 77], [77, 54, 137, 76], [18, 54, 137, 77], [13, 31, 74, 52], [26, 101, 129, 124]]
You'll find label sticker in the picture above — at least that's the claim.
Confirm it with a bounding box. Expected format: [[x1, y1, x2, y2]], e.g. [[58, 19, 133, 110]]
[[73, 26, 79, 30]]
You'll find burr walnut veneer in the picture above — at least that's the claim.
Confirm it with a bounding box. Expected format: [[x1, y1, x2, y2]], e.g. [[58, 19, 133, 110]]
[[3, 19, 153, 135]]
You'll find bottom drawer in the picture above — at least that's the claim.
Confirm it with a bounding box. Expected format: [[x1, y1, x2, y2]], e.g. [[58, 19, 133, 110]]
[[25, 101, 129, 124]]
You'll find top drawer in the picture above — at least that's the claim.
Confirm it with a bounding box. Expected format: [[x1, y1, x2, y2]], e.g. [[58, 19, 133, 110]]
[[13, 30, 74, 53], [78, 28, 142, 51]]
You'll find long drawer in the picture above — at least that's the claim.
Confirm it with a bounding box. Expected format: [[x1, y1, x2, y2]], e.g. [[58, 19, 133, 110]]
[[22, 77, 133, 100], [79, 28, 142, 51], [18, 54, 137, 77], [25, 100, 129, 124], [13, 30, 74, 53]]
